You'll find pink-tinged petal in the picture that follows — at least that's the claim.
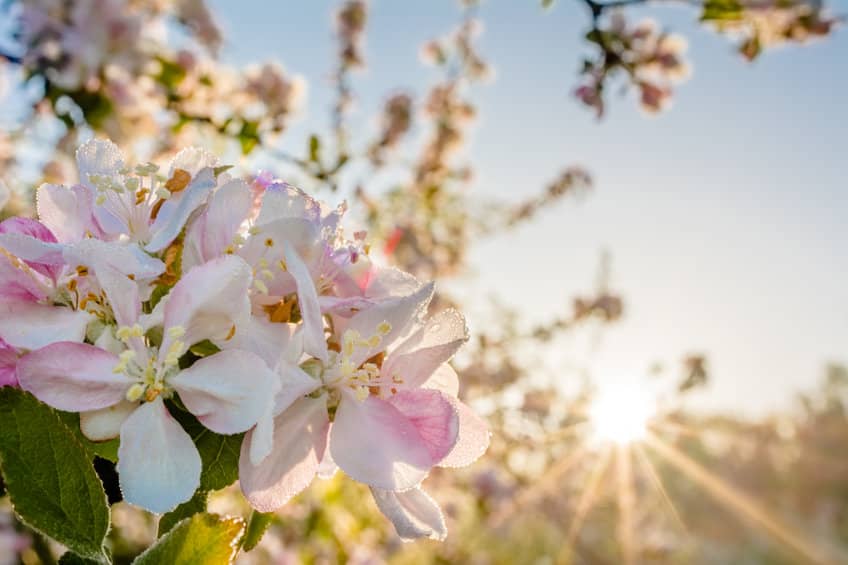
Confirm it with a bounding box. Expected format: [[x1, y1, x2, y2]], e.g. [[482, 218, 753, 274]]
[[0, 303, 91, 350], [273, 365, 321, 416], [382, 309, 468, 389], [162, 255, 252, 352], [64, 239, 165, 280], [343, 282, 435, 367], [387, 389, 459, 463], [36, 183, 99, 243], [183, 179, 252, 269], [80, 400, 137, 441], [170, 349, 277, 435], [422, 364, 460, 397], [0, 254, 48, 303], [371, 487, 447, 542], [16, 342, 128, 411], [118, 397, 201, 514], [146, 168, 217, 252], [317, 295, 374, 317], [240, 395, 329, 512], [0, 231, 64, 270], [284, 243, 327, 363], [329, 390, 434, 490], [0, 339, 18, 387], [438, 399, 490, 468], [247, 397, 277, 467], [0, 217, 61, 281]]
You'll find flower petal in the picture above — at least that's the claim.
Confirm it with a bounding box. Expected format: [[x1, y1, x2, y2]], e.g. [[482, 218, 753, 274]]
[[371, 487, 447, 542], [240, 395, 329, 512], [183, 179, 252, 269], [16, 342, 128, 411], [0, 339, 18, 388], [162, 255, 252, 352], [284, 243, 327, 363], [146, 167, 217, 252], [64, 238, 165, 280], [80, 400, 137, 441], [422, 364, 460, 397], [343, 282, 435, 367], [0, 217, 61, 281], [36, 183, 99, 243], [382, 309, 468, 389], [438, 399, 490, 468], [0, 303, 91, 350], [170, 349, 278, 435], [255, 182, 321, 226], [329, 390, 435, 491], [387, 389, 459, 463], [118, 397, 201, 514]]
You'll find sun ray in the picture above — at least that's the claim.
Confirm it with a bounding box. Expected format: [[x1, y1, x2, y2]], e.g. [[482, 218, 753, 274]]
[[633, 443, 688, 536], [489, 445, 588, 528], [566, 447, 611, 545], [645, 433, 840, 565], [615, 445, 637, 565]]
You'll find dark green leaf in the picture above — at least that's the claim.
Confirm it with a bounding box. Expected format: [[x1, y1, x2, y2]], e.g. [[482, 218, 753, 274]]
[[158, 491, 208, 537], [171, 410, 243, 492], [241, 510, 275, 552], [0, 389, 110, 563], [59, 552, 108, 565], [56, 412, 119, 463], [133, 513, 244, 565], [189, 340, 221, 357]]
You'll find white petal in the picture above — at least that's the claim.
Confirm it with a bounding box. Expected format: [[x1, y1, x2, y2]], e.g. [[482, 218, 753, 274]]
[[438, 399, 490, 468], [255, 183, 320, 226], [343, 282, 435, 367], [146, 168, 217, 252], [0, 303, 91, 350], [284, 243, 327, 363], [168, 147, 218, 177], [170, 349, 277, 435], [162, 255, 252, 352], [329, 390, 433, 491], [64, 239, 165, 280], [95, 264, 140, 328], [382, 309, 468, 389], [80, 400, 137, 441], [371, 487, 447, 542], [36, 183, 96, 243], [422, 364, 460, 397], [118, 397, 201, 514], [183, 179, 252, 270], [240, 396, 329, 512]]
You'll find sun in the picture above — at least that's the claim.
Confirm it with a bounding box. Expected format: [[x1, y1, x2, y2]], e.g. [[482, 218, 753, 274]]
[[588, 381, 655, 445]]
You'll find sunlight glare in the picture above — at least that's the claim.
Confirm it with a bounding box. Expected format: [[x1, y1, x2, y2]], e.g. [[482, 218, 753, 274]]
[[589, 381, 655, 445]]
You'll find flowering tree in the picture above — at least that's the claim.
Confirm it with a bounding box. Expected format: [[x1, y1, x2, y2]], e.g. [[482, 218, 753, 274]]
[[0, 0, 842, 563]]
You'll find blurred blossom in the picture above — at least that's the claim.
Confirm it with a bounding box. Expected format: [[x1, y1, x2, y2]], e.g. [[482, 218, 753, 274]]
[[368, 92, 413, 165]]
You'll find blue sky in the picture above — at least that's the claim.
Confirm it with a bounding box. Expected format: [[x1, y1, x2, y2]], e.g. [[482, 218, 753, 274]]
[[7, 0, 837, 417]]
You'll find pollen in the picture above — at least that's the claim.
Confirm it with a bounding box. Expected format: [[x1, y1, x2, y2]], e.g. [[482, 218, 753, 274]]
[[253, 279, 269, 294], [167, 326, 186, 339], [126, 383, 145, 402], [116, 324, 144, 341], [376, 321, 392, 336]]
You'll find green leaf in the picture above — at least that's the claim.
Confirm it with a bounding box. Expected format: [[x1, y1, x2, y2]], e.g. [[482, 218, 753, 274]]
[[172, 410, 243, 492], [700, 0, 744, 22], [59, 552, 108, 565], [241, 511, 275, 552], [0, 389, 110, 563], [213, 165, 234, 177], [134, 513, 245, 565], [56, 412, 119, 463], [158, 491, 209, 538]]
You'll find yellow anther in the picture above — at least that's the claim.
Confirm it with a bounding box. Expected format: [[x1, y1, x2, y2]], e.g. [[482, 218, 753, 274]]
[[264, 238, 274, 247], [248, 226, 261, 235], [75, 265, 89, 277], [253, 279, 269, 294], [376, 321, 392, 336], [126, 383, 145, 402], [354, 386, 369, 401], [258, 258, 269, 268], [261, 269, 274, 281], [119, 350, 136, 364], [167, 326, 186, 339], [95, 194, 106, 205], [278, 260, 287, 272], [155, 187, 172, 200], [367, 335, 381, 348], [224, 246, 235, 254]]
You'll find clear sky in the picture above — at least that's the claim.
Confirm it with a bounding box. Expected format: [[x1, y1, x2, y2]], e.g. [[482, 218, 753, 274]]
[[186, 1, 847, 416]]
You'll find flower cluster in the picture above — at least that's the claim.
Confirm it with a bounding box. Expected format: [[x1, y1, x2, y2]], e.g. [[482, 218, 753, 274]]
[[0, 139, 488, 541], [576, 13, 691, 117]]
